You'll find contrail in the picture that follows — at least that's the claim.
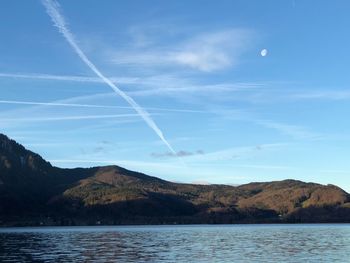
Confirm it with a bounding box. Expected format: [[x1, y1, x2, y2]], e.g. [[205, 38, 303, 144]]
[[0, 113, 144, 122], [41, 0, 177, 155], [0, 99, 206, 113], [0, 100, 118, 109], [0, 72, 100, 83], [0, 72, 138, 85]]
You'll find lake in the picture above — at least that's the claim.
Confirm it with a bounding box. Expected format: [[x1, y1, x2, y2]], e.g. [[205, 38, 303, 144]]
[[0, 224, 349, 262]]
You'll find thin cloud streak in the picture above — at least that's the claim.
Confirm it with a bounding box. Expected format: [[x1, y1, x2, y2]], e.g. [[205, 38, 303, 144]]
[[0, 72, 263, 98], [0, 113, 146, 122], [4, 72, 350, 103], [291, 90, 350, 100], [151, 150, 204, 158], [41, 0, 177, 155], [0, 99, 207, 113], [180, 143, 286, 162], [0, 72, 99, 82], [127, 83, 261, 97], [256, 120, 322, 140], [0, 72, 137, 84], [231, 164, 293, 170], [213, 108, 322, 141]]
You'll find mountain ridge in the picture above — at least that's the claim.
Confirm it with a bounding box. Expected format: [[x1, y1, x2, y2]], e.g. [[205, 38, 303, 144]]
[[0, 133, 349, 226]]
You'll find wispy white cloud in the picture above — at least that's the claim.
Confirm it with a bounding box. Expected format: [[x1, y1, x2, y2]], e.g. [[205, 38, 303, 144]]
[[151, 150, 204, 158], [6, 72, 350, 103], [172, 29, 252, 72], [49, 143, 286, 164], [112, 29, 253, 72], [0, 71, 264, 102], [291, 90, 350, 100], [47, 143, 289, 183], [212, 108, 323, 140], [256, 120, 322, 140], [182, 143, 286, 162], [127, 82, 261, 98], [41, 0, 177, 156]]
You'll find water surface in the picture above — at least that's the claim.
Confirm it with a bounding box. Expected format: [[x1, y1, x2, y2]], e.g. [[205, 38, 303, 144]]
[[0, 224, 349, 262]]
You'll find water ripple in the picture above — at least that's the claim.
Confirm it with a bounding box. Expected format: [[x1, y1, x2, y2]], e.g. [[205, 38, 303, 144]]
[[0, 224, 350, 262]]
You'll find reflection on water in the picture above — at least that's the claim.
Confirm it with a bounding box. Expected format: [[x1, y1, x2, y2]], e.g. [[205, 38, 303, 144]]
[[0, 224, 350, 262]]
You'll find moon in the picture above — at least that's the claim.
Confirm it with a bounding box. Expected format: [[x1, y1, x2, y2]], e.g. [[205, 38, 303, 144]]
[[260, 49, 268, 57]]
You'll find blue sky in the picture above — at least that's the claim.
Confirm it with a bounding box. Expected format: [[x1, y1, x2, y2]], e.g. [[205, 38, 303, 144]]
[[1, 0, 350, 191]]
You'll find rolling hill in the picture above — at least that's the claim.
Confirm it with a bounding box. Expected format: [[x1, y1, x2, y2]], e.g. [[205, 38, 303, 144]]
[[0, 133, 349, 226]]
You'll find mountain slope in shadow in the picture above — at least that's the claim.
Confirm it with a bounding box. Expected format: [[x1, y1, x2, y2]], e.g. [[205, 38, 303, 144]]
[[0, 133, 349, 226]]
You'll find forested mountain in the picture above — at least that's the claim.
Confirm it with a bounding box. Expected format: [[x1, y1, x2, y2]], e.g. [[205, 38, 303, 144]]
[[0, 133, 349, 226]]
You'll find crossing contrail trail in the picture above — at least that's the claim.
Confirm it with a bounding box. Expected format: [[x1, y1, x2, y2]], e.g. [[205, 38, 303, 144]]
[[41, 0, 177, 155]]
